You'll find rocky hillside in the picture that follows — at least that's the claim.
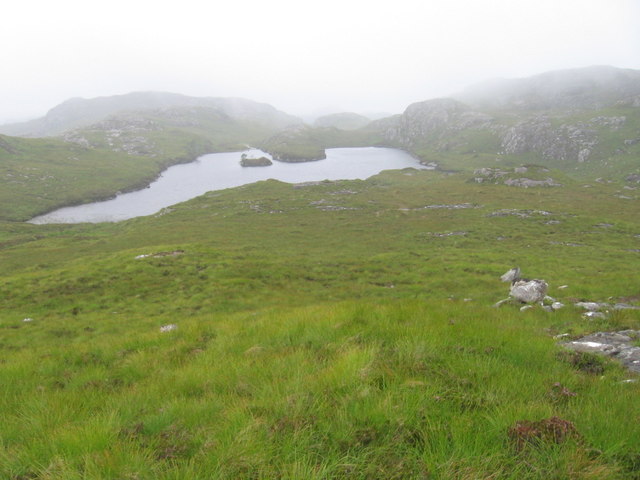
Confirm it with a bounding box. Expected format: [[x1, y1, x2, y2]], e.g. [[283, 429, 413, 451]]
[[365, 67, 640, 178], [59, 105, 294, 159], [0, 92, 302, 137]]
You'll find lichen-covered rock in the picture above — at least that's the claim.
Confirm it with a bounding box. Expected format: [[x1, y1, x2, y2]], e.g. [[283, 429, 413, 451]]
[[510, 279, 548, 304]]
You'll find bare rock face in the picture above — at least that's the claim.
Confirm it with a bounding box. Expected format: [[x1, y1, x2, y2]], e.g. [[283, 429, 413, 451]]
[[374, 98, 494, 149], [510, 279, 548, 304], [501, 116, 598, 164]]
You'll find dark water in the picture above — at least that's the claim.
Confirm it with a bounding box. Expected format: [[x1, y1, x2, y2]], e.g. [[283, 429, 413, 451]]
[[29, 147, 426, 224]]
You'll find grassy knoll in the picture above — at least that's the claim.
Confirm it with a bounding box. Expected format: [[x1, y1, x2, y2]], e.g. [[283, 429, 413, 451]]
[[0, 168, 639, 478]]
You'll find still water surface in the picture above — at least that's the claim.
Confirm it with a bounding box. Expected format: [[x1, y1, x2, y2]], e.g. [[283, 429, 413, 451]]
[[29, 147, 424, 224]]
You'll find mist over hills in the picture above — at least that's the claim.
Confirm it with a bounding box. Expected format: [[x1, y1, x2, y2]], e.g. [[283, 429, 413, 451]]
[[453, 65, 640, 111], [0, 92, 302, 137], [313, 112, 371, 130], [1, 65, 639, 189]]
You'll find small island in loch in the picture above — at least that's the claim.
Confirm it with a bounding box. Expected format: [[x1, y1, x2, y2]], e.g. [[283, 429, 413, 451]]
[[240, 153, 273, 167]]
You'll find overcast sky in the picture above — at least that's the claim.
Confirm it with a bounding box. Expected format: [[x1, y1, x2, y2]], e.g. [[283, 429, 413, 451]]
[[2, 0, 639, 122]]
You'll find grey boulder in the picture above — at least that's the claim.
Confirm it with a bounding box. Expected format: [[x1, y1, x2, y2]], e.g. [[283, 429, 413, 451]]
[[510, 279, 549, 304]]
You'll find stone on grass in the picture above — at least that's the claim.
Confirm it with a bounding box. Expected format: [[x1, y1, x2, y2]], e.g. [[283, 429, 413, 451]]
[[562, 330, 640, 373], [500, 267, 521, 283], [160, 324, 178, 333], [575, 301, 608, 311], [614, 303, 640, 310], [510, 279, 548, 304], [493, 298, 511, 308]]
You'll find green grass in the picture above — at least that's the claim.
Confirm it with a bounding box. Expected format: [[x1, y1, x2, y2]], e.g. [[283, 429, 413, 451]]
[[0, 167, 639, 478], [0, 301, 638, 479]]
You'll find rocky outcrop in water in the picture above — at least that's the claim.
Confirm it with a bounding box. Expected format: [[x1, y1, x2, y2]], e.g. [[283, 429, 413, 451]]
[[240, 155, 272, 167]]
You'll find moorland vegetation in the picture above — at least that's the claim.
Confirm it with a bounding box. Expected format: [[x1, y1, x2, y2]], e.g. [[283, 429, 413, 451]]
[[0, 66, 638, 479]]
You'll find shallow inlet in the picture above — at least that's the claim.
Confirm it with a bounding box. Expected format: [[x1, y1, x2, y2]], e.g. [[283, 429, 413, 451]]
[[29, 147, 427, 224]]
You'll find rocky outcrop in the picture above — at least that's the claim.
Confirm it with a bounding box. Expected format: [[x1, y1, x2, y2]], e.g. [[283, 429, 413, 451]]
[[473, 166, 561, 187], [503, 177, 562, 188], [372, 98, 494, 149], [563, 330, 640, 373], [626, 174, 640, 183], [62, 113, 160, 156], [501, 116, 598, 164]]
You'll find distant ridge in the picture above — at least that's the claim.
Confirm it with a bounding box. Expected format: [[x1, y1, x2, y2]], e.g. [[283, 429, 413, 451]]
[[453, 65, 640, 111], [0, 92, 302, 137], [313, 112, 370, 130]]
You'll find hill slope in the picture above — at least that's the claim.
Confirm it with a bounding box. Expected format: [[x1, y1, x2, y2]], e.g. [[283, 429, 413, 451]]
[[454, 65, 640, 111], [361, 67, 640, 178], [0, 169, 638, 478], [0, 92, 302, 137], [253, 66, 640, 177], [0, 104, 299, 221]]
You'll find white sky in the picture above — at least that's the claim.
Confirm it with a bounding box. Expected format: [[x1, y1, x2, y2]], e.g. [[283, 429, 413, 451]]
[[1, 0, 639, 122]]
